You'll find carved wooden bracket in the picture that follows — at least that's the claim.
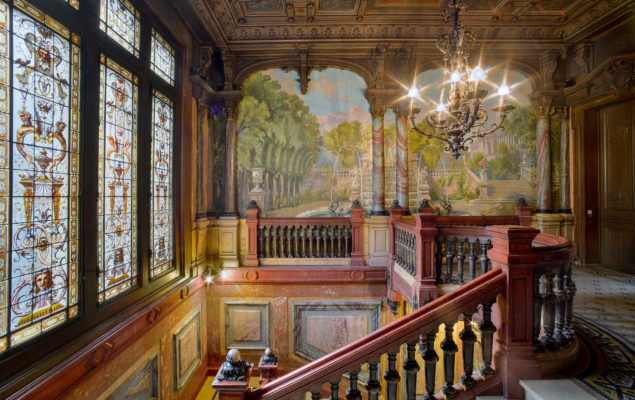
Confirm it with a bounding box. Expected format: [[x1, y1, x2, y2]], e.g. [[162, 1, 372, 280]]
[[146, 306, 162, 324], [371, 44, 387, 89], [221, 48, 236, 91], [87, 341, 115, 369]]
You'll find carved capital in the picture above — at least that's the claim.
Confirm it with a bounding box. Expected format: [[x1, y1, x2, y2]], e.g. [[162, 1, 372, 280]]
[[392, 102, 409, 118], [531, 94, 554, 118], [370, 105, 386, 118], [223, 103, 238, 120]]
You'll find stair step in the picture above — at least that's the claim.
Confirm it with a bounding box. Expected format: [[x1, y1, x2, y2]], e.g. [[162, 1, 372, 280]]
[[520, 379, 595, 400]]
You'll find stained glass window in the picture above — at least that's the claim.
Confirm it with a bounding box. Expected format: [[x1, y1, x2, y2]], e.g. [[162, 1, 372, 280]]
[[150, 91, 174, 278], [99, 0, 140, 57], [98, 54, 138, 303], [150, 29, 175, 85], [64, 0, 79, 10], [0, 0, 80, 353]]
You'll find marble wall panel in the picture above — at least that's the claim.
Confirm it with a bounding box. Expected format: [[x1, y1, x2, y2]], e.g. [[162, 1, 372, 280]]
[[173, 312, 202, 390], [224, 302, 270, 350], [106, 354, 158, 400]]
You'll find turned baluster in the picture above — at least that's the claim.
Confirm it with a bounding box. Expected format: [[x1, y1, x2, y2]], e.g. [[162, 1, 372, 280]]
[[539, 273, 556, 349], [563, 271, 576, 340], [329, 226, 335, 257], [456, 239, 466, 284], [322, 226, 329, 257], [300, 226, 307, 258], [409, 234, 416, 274], [441, 322, 458, 399], [383, 350, 400, 400], [479, 240, 490, 274], [553, 271, 567, 345], [404, 340, 420, 400], [258, 226, 265, 258], [445, 238, 456, 283], [306, 226, 315, 258], [533, 274, 544, 349], [346, 369, 362, 400], [293, 226, 299, 257], [264, 226, 271, 258], [435, 237, 444, 282], [271, 226, 279, 257], [365, 359, 381, 400], [336, 226, 342, 257], [459, 311, 477, 390], [467, 240, 477, 280], [310, 388, 321, 400], [279, 227, 286, 258], [478, 301, 497, 379], [329, 378, 341, 400], [347, 226, 352, 257], [286, 226, 293, 258], [396, 230, 402, 265], [310, 226, 317, 257], [421, 331, 439, 400]]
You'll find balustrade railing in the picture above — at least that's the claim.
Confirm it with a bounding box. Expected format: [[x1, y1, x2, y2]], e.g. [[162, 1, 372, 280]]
[[245, 200, 364, 266], [213, 225, 577, 400]]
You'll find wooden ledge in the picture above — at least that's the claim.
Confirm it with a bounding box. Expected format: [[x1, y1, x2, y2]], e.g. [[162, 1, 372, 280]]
[[212, 266, 387, 284]]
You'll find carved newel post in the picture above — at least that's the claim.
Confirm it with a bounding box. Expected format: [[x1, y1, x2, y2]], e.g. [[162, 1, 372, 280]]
[[258, 348, 279, 385], [213, 349, 253, 400], [350, 200, 364, 266], [245, 201, 260, 267]]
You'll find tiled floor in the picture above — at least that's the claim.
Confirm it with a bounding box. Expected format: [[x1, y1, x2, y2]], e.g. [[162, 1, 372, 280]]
[[572, 265, 635, 345]]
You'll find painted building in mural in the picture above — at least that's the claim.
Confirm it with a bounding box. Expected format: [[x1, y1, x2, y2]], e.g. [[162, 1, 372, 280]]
[[235, 67, 543, 218]]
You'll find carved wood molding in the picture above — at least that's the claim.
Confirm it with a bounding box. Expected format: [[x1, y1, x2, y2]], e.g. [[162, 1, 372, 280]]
[[6, 278, 205, 400], [214, 266, 387, 284]]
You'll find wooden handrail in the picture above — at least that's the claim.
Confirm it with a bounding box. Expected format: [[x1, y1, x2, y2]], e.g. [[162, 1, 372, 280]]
[[256, 217, 351, 226], [248, 269, 507, 400]]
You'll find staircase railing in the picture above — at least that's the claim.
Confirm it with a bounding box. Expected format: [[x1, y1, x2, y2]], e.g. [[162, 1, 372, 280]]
[[212, 225, 575, 400]]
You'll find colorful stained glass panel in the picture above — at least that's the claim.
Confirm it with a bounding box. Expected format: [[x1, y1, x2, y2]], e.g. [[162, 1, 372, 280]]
[[0, 0, 80, 353], [98, 54, 138, 303], [150, 29, 174, 85], [64, 0, 79, 10], [150, 91, 174, 278], [99, 0, 140, 57]]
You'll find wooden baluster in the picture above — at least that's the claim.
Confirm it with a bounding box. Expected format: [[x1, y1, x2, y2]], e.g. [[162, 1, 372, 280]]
[[404, 340, 420, 400], [478, 301, 497, 379], [445, 238, 455, 283], [271, 226, 279, 257], [336, 226, 342, 257], [533, 273, 543, 349], [279, 227, 286, 258], [459, 311, 477, 390], [539, 273, 556, 349], [383, 350, 400, 400], [441, 322, 458, 399], [329, 378, 341, 400], [564, 270, 576, 341], [313, 226, 320, 257], [346, 369, 362, 400], [286, 226, 293, 258], [309, 226, 315, 257], [346, 226, 352, 257], [456, 239, 466, 284], [467, 240, 476, 280], [310, 388, 321, 400], [323, 226, 329, 257], [553, 271, 567, 345], [258, 226, 265, 258], [410, 234, 416, 274], [264, 226, 271, 258], [435, 237, 444, 282], [300, 226, 307, 258], [293, 226, 299, 257], [329, 226, 335, 257], [479, 240, 491, 274], [365, 360, 381, 400], [421, 331, 439, 400]]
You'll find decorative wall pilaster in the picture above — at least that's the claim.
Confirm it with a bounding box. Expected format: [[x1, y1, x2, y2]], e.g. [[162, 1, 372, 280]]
[[533, 95, 553, 212], [207, 109, 216, 217], [196, 100, 209, 218], [223, 101, 239, 216], [370, 104, 387, 215], [394, 103, 410, 213], [559, 107, 571, 213]]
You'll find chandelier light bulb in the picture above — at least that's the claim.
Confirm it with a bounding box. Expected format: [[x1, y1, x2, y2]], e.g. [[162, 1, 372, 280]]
[[497, 83, 510, 96], [450, 70, 461, 82], [435, 102, 447, 113], [407, 85, 419, 98], [205, 275, 213, 283], [470, 66, 485, 81]]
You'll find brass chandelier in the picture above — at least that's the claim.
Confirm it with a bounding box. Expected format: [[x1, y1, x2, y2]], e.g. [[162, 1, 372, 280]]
[[407, 0, 514, 159]]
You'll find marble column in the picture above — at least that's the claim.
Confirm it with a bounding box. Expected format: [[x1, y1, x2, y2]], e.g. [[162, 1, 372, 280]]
[[223, 102, 239, 216], [196, 101, 209, 218], [370, 105, 387, 215], [395, 104, 409, 213], [535, 100, 552, 213], [559, 107, 571, 212]]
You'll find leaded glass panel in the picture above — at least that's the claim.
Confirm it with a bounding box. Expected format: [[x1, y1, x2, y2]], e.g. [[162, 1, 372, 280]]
[[98, 54, 138, 303], [150, 91, 173, 278], [64, 0, 79, 10], [0, 0, 80, 353], [99, 0, 140, 57], [150, 29, 174, 85]]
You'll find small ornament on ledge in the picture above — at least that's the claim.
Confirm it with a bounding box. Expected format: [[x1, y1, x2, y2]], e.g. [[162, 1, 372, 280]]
[[261, 347, 277, 365], [247, 200, 259, 210], [390, 199, 402, 210], [517, 197, 528, 207], [351, 199, 362, 209], [217, 349, 251, 382], [420, 199, 431, 209]]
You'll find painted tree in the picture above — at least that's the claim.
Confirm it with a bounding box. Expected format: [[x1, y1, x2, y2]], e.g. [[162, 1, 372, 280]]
[[324, 120, 363, 169]]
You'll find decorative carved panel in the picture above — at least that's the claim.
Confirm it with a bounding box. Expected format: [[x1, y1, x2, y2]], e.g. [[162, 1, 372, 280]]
[[106, 354, 158, 400], [224, 302, 270, 350], [293, 301, 381, 360], [173, 312, 202, 390]]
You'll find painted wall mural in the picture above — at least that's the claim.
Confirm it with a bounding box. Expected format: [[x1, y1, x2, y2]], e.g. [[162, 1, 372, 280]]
[[236, 66, 538, 217]]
